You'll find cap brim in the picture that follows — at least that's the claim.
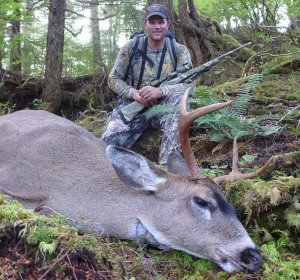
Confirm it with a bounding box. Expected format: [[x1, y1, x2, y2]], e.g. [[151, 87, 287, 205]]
[[145, 12, 167, 20]]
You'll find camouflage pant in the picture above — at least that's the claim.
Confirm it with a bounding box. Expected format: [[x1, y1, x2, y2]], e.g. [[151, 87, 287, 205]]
[[102, 91, 187, 165]]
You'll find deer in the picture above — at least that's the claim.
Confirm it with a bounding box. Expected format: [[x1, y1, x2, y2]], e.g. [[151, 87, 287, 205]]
[[0, 87, 273, 273]]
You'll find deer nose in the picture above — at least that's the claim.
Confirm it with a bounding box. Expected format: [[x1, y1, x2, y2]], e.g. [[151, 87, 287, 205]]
[[240, 247, 263, 272]]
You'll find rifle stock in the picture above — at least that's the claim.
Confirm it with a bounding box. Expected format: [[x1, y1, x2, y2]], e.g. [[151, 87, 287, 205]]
[[119, 42, 252, 123]]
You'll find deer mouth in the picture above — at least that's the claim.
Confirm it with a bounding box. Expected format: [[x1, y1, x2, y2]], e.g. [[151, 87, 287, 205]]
[[216, 248, 262, 272]]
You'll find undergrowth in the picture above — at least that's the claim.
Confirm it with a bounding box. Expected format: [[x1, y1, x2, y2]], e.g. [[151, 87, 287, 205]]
[[142, 74, 283, 143]]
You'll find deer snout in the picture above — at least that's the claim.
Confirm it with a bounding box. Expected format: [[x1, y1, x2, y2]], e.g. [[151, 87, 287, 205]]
[[240, 247, 263, 272]]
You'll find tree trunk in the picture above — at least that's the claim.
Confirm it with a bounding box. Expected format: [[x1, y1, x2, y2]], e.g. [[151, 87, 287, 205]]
[[90, 2, 103, 71], [42, 0, 66, 113], [0, 6, 4, 69], [178, 0, 203, 65], [22, 0, 35, 76], [9, 0, 22, 74]]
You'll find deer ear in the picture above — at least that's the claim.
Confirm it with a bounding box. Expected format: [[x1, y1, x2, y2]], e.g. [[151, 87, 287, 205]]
[[167, 151, 191, 176], [106, 145, 167, 192]]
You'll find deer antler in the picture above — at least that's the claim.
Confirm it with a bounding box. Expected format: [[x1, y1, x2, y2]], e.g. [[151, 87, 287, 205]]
[[213, 137, 275, 185], [179, 87, 274, 183], [179, 87, 233, 179]]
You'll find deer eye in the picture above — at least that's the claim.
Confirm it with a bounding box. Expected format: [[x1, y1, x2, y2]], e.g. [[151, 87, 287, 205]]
[[193, 197, 213, 211]]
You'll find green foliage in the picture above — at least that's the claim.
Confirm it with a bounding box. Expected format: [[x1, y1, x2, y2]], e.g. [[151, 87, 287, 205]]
[[202, 164, 228, 177], [285, 196, 300, 230], [143, 103, 179, 122], [261, 240, 300, 280], [197, 0, 289, 30], [217, 34, 255, 59], [190, 75, 282, 141], [0, 101, 17, 115], [39, 240, 58, 255], [225, 175, 300, 223], [0, 0, 35, 70], [0, 197, 32, 224], [27, 222, 59, 245], [262, 53, 300, 75], [230, 74, 262, 115]]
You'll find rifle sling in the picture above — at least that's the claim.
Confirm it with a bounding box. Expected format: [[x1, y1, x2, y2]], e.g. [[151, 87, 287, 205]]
[[124, 36, 141, 83]]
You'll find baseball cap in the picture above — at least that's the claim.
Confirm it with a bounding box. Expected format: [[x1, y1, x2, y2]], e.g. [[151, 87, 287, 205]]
[[145, 4, 168, 20]]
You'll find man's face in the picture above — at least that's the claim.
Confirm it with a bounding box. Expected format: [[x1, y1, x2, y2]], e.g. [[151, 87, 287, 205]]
[[144, 16, 169, 43]]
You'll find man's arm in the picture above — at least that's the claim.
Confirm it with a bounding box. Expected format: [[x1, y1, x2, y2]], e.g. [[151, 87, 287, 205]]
[[108, 40, 137, 100]]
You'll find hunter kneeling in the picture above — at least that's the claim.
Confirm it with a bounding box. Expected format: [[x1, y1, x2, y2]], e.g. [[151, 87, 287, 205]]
[[102, 4, 192, 165]]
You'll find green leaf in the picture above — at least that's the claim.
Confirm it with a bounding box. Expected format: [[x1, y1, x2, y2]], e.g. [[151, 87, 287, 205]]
[[241, 154, 254, 162]]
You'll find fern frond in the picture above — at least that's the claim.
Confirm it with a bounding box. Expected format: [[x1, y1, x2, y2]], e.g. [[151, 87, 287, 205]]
[[143, 104, 179, 120], [231, 74, 263, 115]]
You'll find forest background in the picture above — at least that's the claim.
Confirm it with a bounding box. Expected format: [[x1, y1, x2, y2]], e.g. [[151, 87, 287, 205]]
[[0, 0, 299, 113], [0, 0, 300, 279]]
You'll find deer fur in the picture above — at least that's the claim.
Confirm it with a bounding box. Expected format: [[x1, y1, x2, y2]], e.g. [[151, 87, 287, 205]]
[[0, 109, 262, 272]]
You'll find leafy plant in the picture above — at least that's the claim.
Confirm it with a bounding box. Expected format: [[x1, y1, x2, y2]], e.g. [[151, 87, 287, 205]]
[[0, 102, 16, 115], [143, 103, 179, 122], [191, 74, 282, 141], [285, 196, 300, 230]]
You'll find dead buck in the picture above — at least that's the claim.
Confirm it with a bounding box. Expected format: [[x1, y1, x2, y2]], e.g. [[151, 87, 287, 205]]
[[0, 88, 272, 272]]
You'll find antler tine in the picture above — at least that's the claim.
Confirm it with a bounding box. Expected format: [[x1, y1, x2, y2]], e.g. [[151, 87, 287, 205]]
[[179, 87, 233, 179], [213, 137, 275, 185]]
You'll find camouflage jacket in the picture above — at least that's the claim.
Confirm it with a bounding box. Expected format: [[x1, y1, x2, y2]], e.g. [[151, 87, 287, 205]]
[[108, 38, 192, 100]]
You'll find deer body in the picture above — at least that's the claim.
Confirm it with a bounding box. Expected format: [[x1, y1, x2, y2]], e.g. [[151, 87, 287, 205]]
[[0, 109, 262, 272]]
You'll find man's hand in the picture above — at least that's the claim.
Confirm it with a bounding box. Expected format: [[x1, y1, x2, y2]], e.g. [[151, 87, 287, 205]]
[[133, 86, 163, 107]]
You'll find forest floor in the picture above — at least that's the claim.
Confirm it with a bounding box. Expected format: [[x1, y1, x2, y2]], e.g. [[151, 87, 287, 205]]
[[0, 50, 300, 279]]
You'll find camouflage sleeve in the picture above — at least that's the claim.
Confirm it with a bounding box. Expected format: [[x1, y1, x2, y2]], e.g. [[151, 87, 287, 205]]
[[108, 40, 137, 99], [160, 44, 192, 97]]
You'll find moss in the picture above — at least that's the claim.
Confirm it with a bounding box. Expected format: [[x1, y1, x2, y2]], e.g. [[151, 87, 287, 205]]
[[74, 94, 90, 107], [92, 128, 102, 137], [210, 69, 300, 113], [292, 90, 300, 101], [217, 34, 255, 61], [254, 72, 300, 106], [224, 176, 300, 223], [133, 129, 161, 162], [263, 152, 300, 178], [76, 112, 107, 137], [210, 76, 248, 97], [262, 54, 300, 75]]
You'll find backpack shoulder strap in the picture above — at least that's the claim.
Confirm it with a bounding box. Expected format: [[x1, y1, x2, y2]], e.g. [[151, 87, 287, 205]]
[[124, 31, 145, 82], [165, 31, 178, 70]]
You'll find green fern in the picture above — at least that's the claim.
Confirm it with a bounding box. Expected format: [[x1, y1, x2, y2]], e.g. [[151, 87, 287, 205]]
[[142, 104, 179, 125], [140, 74, 282, 142], [39, 240, 58, 255], [143, 104, 179, 120], [285, 196, 300, 230], [230, 74, 263, 115], [191, 75, 282, 141]]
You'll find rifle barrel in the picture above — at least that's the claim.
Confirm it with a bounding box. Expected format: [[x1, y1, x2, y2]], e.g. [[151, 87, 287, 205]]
[[215, 42, 252, 60]]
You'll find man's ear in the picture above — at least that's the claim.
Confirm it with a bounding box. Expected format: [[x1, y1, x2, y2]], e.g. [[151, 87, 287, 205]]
[[106, 145, 167, 192]]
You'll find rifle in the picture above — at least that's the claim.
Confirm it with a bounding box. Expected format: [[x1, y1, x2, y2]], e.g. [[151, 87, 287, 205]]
[[119, 42, 252, 124]]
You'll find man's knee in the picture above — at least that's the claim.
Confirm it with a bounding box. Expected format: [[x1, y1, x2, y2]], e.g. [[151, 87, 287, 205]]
[[102, 131, 129, 148]]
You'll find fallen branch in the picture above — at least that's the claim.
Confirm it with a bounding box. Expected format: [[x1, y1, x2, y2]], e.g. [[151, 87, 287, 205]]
[[38, 250, 70, 280]]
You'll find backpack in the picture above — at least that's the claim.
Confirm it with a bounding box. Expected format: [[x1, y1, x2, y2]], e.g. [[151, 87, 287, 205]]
[[124, 30, 178, 89]]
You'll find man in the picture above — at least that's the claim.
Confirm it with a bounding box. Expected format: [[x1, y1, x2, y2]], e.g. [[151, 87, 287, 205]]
[[102, 4, 192, 165]]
